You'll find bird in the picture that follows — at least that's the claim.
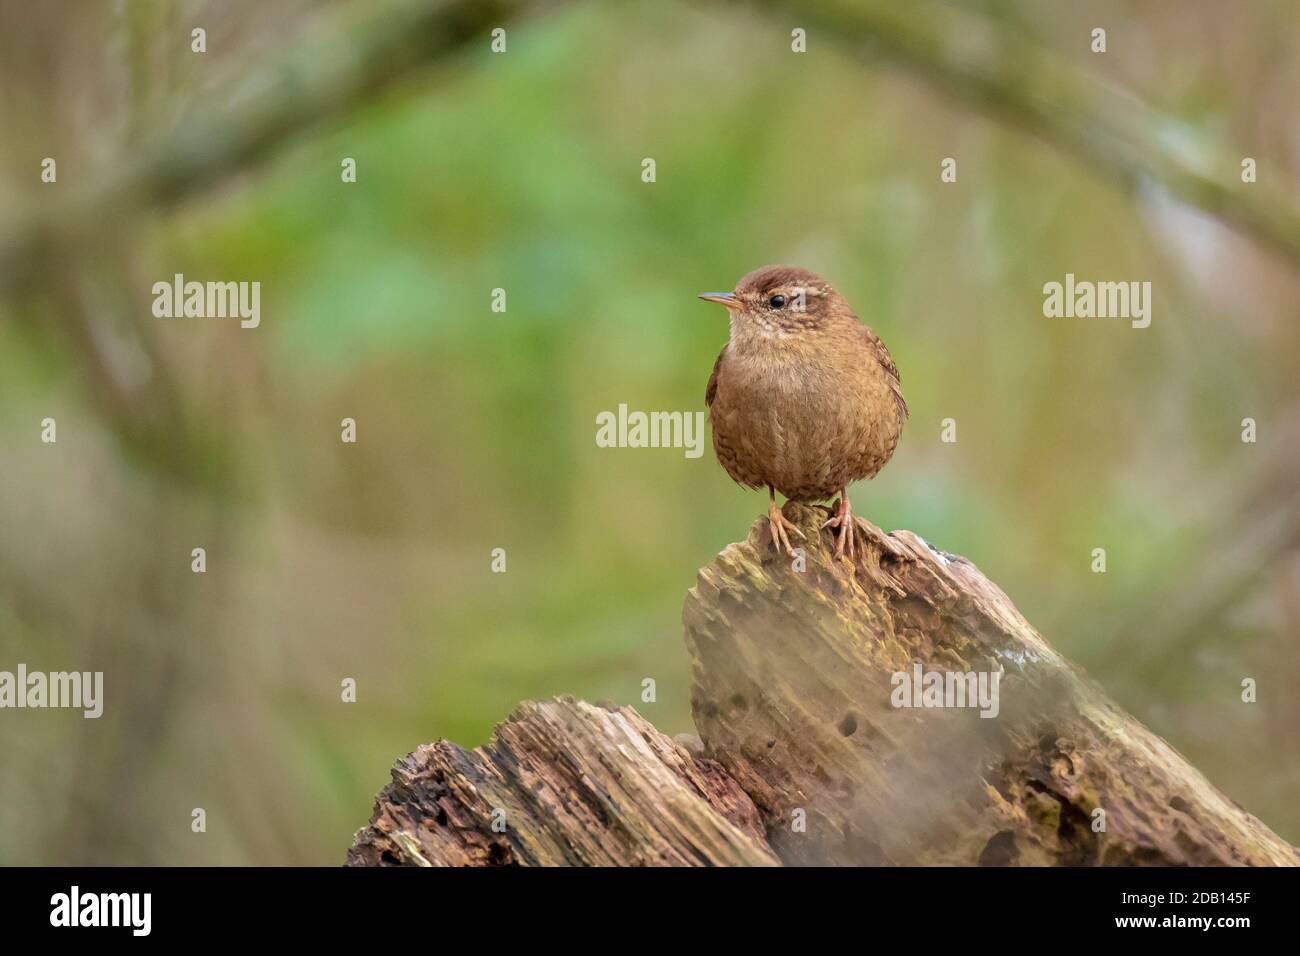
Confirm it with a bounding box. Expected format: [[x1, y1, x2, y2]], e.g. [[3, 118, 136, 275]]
[[699, 265, 907, 561]]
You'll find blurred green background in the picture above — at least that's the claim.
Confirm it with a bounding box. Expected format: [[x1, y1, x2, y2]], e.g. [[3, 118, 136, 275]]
[[1, 0, 1297, 864]]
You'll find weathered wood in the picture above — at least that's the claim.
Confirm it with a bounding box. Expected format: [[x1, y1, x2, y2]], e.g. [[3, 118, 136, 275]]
[[346, 696, 777, 866], [683, 503, 1298, 866], [349, 505, 1297, 866]]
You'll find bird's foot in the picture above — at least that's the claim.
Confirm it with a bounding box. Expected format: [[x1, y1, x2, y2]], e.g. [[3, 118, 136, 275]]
[[821, 494, 857, 562], [767, 499, 805, 556]]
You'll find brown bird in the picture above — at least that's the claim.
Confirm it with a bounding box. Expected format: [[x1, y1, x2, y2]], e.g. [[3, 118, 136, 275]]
[[699, 265, 907, 560]]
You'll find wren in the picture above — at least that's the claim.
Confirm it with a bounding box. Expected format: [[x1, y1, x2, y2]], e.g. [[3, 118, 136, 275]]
[[699, 265, 907, 560]]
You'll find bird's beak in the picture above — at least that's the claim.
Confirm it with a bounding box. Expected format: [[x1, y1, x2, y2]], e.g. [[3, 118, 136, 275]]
[[698, 292, 742, 311]]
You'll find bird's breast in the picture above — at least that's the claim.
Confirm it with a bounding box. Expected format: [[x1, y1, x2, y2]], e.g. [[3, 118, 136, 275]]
[[709, 333, 903, 500]]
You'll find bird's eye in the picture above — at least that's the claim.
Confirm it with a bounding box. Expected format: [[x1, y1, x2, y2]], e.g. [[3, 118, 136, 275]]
[[769, 294, 786, 309]]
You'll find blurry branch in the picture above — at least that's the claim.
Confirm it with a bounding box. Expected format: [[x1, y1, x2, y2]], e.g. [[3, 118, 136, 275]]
[[11, 0, 1292, 289], [1, 0, 541, 487], [0, 0, 538, 293], [737, 0, 1300, 270]]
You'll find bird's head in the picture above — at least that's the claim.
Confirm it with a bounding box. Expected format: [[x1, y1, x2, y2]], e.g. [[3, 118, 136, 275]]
[[698, 264, 845, 338]]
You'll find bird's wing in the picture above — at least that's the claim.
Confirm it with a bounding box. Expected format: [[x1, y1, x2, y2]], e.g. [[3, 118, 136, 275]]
[[861, 324, 908, 422], [705, 344, 727, 407]]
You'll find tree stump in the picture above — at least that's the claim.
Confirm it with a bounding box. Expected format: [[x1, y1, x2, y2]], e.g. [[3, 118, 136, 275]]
[[346, 696, 776, 866], [349, 504, 1297, 866]]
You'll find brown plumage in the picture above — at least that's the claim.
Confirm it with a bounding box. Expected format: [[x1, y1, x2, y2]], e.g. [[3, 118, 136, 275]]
[[699, 265, 907, 559]]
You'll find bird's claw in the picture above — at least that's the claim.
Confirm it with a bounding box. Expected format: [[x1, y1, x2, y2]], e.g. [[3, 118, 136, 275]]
[[767, 502, 805, 556], [821, 496, 858, 562]]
